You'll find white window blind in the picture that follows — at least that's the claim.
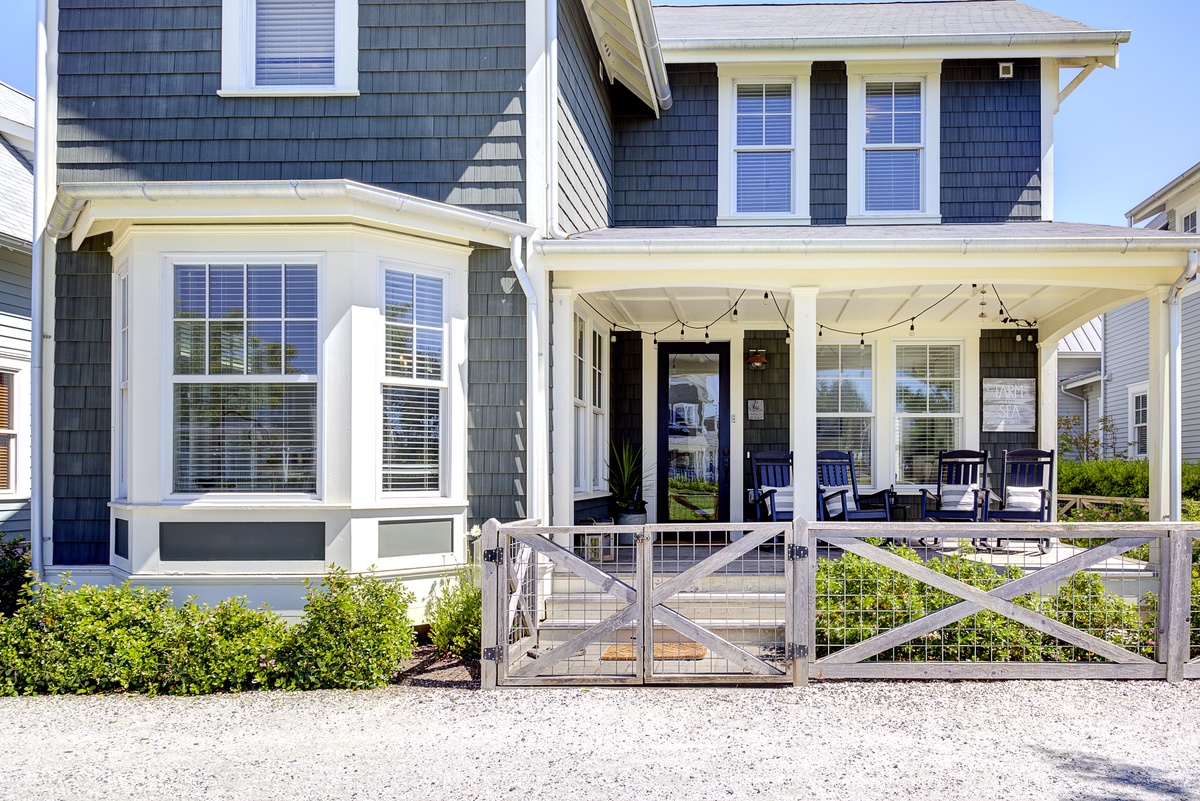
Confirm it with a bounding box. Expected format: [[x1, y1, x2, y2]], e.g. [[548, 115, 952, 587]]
[[735, 83, 792, 214], [255, 0, 336, 87], [172, 263, 318, 493], [816, 344, 874, 485], [864, 81, 922, 212], [573, 313, 608, 494], [381, 268, 446, 493], [894, 343, 961, 485]]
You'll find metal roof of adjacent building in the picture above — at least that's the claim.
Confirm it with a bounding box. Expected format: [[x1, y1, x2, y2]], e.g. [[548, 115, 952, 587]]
[[1058, 317, 1103, 354], [655, 0, 1111, 42]]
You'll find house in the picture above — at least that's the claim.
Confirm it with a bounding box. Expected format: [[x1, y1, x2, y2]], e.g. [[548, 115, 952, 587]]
[[0, 83, 33, 544], [1055, 316, 1103, 458], [31, 0, 1200, 614], [1105, 162, 1200, 461]]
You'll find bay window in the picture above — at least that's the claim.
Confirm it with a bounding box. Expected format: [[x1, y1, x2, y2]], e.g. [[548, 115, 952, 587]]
[[381, 267, 447, 493], [894, 343, 962, 485], [816, 343, 874, 485], [172, 262, 319, 493]]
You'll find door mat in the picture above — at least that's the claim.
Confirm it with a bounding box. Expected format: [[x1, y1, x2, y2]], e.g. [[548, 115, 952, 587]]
[[600, 642, 708, 661]]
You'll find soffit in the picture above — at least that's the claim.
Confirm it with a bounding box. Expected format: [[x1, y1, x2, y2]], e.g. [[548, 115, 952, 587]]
[[582, 0, 659, 111]]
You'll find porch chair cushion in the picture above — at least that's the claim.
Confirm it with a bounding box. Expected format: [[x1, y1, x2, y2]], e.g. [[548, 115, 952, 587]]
[[762, 485, 794, 517], [1005, 486, 1044, 513], [820, 485, 856, 518], [941, 485, 978, 512]]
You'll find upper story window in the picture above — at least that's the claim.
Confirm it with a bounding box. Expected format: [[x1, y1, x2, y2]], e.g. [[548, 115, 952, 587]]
[[717, 64, 812, 225], [219, 0, 359, 97], [381, 267, 448, 494], [847, 62, 941, 225], [1183, 211, 1197, 234], [172, 262, 320, 494]]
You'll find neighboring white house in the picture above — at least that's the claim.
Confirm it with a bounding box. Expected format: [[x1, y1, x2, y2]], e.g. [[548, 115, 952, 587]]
[[0, 83, 32, 542], [1056, 316, 1102, 458], [1108, 162, 1200, 461]]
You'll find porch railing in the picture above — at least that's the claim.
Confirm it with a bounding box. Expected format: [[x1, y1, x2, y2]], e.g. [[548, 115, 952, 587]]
[[481, 518, 1200, 687]]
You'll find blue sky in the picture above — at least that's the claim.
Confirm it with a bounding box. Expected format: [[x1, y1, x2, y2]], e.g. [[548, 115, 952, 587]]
[[0, 0, 1196, 224]]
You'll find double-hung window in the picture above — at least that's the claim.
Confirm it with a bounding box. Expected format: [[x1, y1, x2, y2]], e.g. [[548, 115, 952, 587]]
[[816, 343, 874, 486], [220, 0, 359, 96], [1129, 385, 1149, 459], [846, 62, 941, 224], [381, 267, 447, 494], [573, 312, 607, 494], [894, 343, 962, 485], [1183, 211, 1197, 234], [172, 262, 319, 494]]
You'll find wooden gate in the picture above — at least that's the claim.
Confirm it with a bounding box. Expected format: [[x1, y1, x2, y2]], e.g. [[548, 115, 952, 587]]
[[481, 521, 798, 687]]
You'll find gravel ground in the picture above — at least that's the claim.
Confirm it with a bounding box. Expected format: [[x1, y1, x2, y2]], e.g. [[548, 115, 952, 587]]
[[2, 681, 1199, 801]]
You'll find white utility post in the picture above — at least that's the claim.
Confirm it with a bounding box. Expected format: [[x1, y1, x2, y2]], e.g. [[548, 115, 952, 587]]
[[791, 288, 819, 521], [550, 286, 575, 535]]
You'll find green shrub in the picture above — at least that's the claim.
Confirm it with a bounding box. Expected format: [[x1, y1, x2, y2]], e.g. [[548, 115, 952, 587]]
[[283, 567, 415, 690], [162, 597, 289, 695], [426, 567, 482, 659], [1058, 459, 1200, 500], [1059, 501, 1149, 524], [0, 538, 31, 616]]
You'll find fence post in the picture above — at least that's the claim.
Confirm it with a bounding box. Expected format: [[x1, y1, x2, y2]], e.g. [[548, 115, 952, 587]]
[[637, 525, 654, 683], [1164, 526, 1192, 683], [792, 518, 813, 687], [480, 518, 500, 690]]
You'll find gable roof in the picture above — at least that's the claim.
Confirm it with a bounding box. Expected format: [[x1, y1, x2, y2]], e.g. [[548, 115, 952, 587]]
[[655, 0, 1128, 55], [0, 83, 33, 249]]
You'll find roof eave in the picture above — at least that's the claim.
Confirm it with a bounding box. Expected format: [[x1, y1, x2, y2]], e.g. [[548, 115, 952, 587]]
[[1126, 161, 1200, 225]]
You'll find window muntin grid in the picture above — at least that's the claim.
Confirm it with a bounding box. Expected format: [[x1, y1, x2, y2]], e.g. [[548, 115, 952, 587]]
[[734, 82, 793, 214]]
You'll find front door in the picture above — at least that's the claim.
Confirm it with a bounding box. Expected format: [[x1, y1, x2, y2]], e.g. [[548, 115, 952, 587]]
[[657, 343, 731, 523]]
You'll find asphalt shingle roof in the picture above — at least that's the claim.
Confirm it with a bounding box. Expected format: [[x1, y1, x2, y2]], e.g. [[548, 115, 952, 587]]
[[0, 83, 33, 245], [0, 83, 33, 130], [655, 0, 1107, 42]]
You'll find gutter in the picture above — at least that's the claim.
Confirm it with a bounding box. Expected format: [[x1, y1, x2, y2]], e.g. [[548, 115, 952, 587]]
[[534, 234, 1200, 256], [509, 234, 544, 521], [0, 233, 33, 255], [46, 180, 535, 242], [660, 30, 1131, 54], [631, 0, 673, 111]]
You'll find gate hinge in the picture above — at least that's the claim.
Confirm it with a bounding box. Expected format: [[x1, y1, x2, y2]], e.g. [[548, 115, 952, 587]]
[[482, 646, 501, 662], [787, 544, 809, 560], [482, 548, 504, 564], [786, 643, 809, 660]]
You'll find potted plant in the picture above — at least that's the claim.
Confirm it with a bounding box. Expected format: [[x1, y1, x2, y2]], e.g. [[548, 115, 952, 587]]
[[608, 440, 647, 528]]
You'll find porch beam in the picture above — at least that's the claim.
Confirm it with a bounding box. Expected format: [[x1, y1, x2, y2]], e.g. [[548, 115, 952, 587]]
[[791, 288, 819, 520], [1038, 336, 1059, 519]]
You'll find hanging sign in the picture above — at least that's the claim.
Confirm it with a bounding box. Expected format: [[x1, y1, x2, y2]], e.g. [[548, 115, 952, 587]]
[[982, 378, 1037, 432]]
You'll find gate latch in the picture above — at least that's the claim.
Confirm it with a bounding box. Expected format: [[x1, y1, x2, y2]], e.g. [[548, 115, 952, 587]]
[[482, 646, 501, 662], [787, 544, 809, 560], [482, 548, 504, 564], [786, 643, 809, 660]]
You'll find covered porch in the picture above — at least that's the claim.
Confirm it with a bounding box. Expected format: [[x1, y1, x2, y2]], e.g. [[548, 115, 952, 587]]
[[533, 222, 1200, 528]]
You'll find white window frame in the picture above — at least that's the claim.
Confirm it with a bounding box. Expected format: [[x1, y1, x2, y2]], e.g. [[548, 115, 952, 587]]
[[161, 254, 324, 502], [1128, 382, 1149, 459], [572, 308, 609, 497], [716, 63, 812, 226], [816, 341, 876, 488], [846, 61, 942, 225], [379, 261, 452, 498], [115, 266, 130, 501], [219, 0, 359, 97], [1182, 210, 1197, 234], [893, 340, 964, 487]]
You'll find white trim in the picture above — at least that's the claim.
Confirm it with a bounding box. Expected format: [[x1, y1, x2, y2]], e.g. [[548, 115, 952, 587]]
[[1040, 57, 1057, 221], [0, 356, 30, 500], [717, 64, 812, 225], [846, 61, 941, 225], [219, 0, 358, 96], [571, 304, 609, 498], [1128, 381, 1149, 459]]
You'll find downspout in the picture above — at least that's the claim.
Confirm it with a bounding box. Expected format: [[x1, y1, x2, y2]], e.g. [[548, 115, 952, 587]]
[[29, 0, 51, 581], [510, 234, 544, 521], [1165, 248, 1199, 521]]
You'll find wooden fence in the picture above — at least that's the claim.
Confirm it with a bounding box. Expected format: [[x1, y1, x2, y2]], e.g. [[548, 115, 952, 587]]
[[1057, 494, 1150, 516], [481, 519, 1200, 687]]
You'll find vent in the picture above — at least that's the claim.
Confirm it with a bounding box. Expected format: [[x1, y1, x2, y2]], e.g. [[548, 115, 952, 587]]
[[999, 62, 1014, 79]]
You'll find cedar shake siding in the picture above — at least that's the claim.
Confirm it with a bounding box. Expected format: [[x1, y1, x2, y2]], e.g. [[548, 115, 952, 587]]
[[810, 62, 849, 226]]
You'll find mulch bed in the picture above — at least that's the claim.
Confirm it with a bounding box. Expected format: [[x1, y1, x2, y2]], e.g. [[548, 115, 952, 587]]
[[394, 645, 480, 689]]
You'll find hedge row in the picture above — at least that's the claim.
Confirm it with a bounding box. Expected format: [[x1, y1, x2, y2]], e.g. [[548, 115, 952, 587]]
[[1058, 459, 1200, 500], [0, 568, 414, 696]]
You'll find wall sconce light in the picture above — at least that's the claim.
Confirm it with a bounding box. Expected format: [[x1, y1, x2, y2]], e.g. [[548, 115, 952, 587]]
[[747, 349, 768, 370]]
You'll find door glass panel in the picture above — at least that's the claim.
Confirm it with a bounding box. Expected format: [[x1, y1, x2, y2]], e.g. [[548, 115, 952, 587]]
[[665, 352, 722, 522]]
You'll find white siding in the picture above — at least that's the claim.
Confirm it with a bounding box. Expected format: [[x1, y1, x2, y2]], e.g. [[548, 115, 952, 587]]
[[1103, 299, 1149, 456], [0, 249, 31, 359], [1182, 293, 1200, 460]]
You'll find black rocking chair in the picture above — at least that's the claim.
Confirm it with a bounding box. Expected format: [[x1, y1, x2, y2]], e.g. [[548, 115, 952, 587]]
[[919, 449, 990, 545], [749, 450, 793, 522], [988, 448, 1055, 553], [816, 450, 893, 522]]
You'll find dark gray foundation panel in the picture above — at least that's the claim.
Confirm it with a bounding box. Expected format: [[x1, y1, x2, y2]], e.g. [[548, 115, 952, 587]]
[[113, 517, 129, 559], [159, 522, 325, 561], [377, 518, 454, 558]]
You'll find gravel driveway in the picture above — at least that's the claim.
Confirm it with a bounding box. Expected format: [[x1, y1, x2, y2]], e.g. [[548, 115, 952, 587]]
[[3, 681, 1199, 800]]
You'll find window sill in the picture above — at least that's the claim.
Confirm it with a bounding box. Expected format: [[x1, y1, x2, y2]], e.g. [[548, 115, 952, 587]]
[[718, 215, 811, 227], [118, 497, 335, 511], [574, 490, 611, 502], [847, 214, 941, 226], [217, 88, 360, 98]]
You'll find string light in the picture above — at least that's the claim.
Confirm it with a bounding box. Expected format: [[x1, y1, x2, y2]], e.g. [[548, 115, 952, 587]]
[[818, 325, 823, 338], [732, 306, 739, 323], [859, 335, 865, 351], [704, 327, 710, 340], [762, 291, 770, 306], [909, 319, 916, 337], [816, 284, 963, 340]]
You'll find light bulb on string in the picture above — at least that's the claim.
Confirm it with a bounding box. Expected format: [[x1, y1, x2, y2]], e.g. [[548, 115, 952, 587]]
[[909, 319, 916, 337], [653, 334, 658, 349], [818, 325, 823, 338], [680, 324, 685, 339], [1016, 333, 1023, 342], [762, 292, 770, 306], [732, 306, 739, 323], [859, 335, 865, 351], [704, 327, 710, 341]]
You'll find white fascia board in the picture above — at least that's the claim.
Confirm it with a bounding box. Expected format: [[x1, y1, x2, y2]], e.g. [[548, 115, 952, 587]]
[[1060, 372, 1102, 391], [0, 118, 34, 152], [662, 40, 1123, 65], [49, 181, 533, 250]]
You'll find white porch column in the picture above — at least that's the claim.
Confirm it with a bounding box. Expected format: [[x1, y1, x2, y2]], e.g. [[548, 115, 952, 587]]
[[1038, 335, 1060, 519], [791, 288, 819, 521], [550, 286, 575, 529], [1148, 286, 1173, 521]]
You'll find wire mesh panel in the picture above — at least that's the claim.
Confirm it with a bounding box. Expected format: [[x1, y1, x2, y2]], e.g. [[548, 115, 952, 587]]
[[808, 522, 1165, 679], [497, 525, 644, 685], [644, 523, 792, 684], [1189, 532, 1200, 673]]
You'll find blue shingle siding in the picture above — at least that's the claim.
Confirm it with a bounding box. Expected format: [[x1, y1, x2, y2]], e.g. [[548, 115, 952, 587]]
[[979, 329, 1039, 491], [613, 64, 718, 227], [940, 59, 1042, 223], [810, 62, 848, 226], [56, 0, 526, 219], [558, 0, 613, 233], [467, 247, 528, 525], [53, 235, 112, 566], [743, 331, 790, 516], [573, 495, 610, 524], [609, 331, 642, 452]]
